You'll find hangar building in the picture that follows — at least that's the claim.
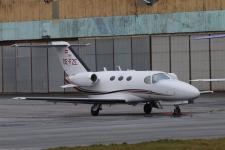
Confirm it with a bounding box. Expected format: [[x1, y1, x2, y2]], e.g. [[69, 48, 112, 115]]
[[0, 0, 225, 93]]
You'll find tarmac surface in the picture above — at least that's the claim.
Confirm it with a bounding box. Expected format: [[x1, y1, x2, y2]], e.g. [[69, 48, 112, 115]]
[[1, 93, 225, 150]]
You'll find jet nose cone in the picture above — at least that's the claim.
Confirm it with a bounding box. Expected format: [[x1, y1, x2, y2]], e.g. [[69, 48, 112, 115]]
[[174, 81, 200, 100], [190, 86, 200, 99]]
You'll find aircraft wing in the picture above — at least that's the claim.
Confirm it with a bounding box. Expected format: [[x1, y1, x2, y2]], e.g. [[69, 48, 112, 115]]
[[191, 78, 225, 82], [200, 91, 214, 94], [13, 97, 126, 104]]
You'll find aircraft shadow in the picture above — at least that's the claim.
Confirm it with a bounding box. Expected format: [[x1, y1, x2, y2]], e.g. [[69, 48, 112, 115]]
[[99, 112, 193, 117]]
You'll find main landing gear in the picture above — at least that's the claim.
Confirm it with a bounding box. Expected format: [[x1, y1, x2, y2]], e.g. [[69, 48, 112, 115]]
[[91, 104, 102, 116], [144, 103, 152, 114], [144, 102, 162, 114], [173, 105, 181, 115]]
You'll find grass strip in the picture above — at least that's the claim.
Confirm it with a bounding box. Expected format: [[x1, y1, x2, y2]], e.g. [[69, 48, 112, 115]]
[[46, 138, 225, 150]]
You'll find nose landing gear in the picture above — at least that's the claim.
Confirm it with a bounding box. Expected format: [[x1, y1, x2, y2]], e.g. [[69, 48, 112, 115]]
[[91, 104, 102, 116]]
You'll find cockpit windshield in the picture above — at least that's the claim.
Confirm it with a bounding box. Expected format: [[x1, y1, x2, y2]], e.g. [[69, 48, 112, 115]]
[[152, 73, 170, 84]]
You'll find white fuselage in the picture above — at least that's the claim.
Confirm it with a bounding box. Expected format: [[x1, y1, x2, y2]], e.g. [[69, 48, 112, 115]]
[[69, 70, 200, 103]]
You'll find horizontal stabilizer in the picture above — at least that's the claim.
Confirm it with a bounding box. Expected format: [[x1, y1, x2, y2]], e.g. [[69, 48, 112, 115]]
[[13, 97, 126, 104], [193, 34, 225, 40], [11, 41, 90, 48], [191, 78, 225, 82]]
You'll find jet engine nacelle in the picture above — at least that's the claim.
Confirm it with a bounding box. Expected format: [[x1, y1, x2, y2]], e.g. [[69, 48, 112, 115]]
[[69, 72, 98, 87]]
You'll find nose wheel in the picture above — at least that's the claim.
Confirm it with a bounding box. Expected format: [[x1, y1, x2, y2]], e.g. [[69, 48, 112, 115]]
[[91, 104, 102, 116], [144, 103, 152, 114], [173, 105, 181, 115]]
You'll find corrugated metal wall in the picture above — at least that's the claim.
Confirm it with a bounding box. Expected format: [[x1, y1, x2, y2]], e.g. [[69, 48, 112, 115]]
[[2, 46, 16, 92], [1, 34, 225, 93], [96, 38, 114, 71], [132, 36, 150, 70], [211, 38, 225, 91], [114, 37, 132, 70], [171, 36, 190, 83], [0, 0, 225, 22], [151, 36, 170, 72], [0, 47, 2, 92], [79, 39, 97, 71], [48, 47, 64, 92], [16, 45, 32, 93], [190, 35, 210, 91]]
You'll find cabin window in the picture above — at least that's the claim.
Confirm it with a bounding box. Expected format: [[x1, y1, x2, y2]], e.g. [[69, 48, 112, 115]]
[[110, 76, 115, 81], [152, 73, 170, 84], [118, 76, 123, 81], [126, 76, 132, 81], [144, 76, 151, 84]]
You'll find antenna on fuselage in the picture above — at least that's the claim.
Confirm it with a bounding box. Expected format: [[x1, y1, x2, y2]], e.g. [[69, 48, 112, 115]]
[[103, 67, 107, 71], [116, 66, 122, 71]]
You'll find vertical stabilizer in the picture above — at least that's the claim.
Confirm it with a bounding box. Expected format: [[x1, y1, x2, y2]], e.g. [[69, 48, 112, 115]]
[[52, 41, 89, 75]]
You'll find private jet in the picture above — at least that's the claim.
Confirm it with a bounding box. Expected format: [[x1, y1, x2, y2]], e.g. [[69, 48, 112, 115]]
[[13, 41, 200, 116]]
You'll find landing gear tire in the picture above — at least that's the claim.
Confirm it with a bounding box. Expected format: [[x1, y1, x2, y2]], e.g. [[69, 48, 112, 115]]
[[144, 103, 152, 114], [91, 104, 102, 116], [91, 109, 99, 116], [173, 105, 181, 115]]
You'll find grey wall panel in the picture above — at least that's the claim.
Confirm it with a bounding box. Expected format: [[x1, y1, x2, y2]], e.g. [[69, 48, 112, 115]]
[[70, 41, 79, 55], [48, 48, 64, 92], [79, 38, 96, 71], [171, 36, 190, 82], [3, 46, 16, 93], [211, 38, 225, 91], [16, 46, 32, 93], [96, 38, 114, 71], [114, 37, 132, 70], [31, 45, 48, 93], [151, 36, 170, 72], [190, 35, 210, 91], [131, 36, 150, 70], [0, 47, 2, 93]]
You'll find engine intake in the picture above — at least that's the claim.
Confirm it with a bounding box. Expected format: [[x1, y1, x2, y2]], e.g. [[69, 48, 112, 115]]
[[69, 72, 98, 87], [90, 74, 98, 82]]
